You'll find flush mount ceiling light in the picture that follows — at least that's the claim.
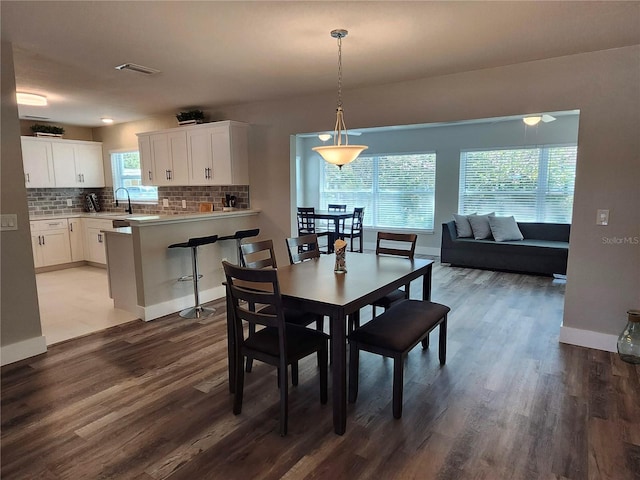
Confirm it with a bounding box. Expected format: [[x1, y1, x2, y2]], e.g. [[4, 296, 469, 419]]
[[16, 92, 47, 106], [101, 118, 114, 124], [114, 63, 160, 75], [523, 114, 556, 126], [312, 29, 368, 169]]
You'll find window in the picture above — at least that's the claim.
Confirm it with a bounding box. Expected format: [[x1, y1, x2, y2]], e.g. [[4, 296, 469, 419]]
[[459, 145, 577, 222], [320, 152, 436, 230], [110, 151, 158, 203]]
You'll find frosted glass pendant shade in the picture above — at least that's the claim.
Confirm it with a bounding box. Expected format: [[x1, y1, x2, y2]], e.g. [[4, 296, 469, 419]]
[[312, 144, 368, 167]]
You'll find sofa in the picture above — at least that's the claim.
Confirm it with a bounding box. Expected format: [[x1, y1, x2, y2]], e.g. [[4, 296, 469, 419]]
[[440, 220, 570, 276]]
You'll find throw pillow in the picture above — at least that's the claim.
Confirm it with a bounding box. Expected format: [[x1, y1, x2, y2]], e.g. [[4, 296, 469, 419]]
[[453, 213, 476, 238], [489, 216, 524, 242], [468, 212, 495, 240]]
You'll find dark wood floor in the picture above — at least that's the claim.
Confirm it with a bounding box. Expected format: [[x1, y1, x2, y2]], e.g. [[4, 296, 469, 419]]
[[2, 262, 639, 479]]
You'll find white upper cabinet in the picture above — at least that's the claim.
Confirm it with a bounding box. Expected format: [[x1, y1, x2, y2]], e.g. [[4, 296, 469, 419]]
[[137, 121, 248, 187], [22, 137, 104, 188], [21, 137, 55, 188]]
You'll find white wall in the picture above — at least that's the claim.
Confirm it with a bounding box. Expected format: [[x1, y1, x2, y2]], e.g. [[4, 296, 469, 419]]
[[1, 41, 47, 365], [298, 114, 580, 251]]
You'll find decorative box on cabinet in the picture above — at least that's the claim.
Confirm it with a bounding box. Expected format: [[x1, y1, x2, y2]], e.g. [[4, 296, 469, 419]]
[[137, 120, 248, 187], [22, 136, 105, 188], [30, 219, 72, 268]]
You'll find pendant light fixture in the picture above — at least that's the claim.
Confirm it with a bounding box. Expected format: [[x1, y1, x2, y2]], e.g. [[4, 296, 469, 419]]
[[313, 29, 367, 169]]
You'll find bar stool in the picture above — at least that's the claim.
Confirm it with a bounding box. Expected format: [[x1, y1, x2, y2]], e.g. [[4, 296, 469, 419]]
[[168, 234, 218, 319], [217, 228, 260, 266]]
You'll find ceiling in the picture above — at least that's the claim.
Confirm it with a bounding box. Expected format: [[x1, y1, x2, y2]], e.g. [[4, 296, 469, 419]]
[[2, 1, 639, 128]]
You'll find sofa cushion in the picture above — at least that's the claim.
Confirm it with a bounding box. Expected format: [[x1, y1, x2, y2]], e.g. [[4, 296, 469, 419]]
[[453, 213, 475, 238], [468, 212, 495, 240], [489, 215, 524, 242]]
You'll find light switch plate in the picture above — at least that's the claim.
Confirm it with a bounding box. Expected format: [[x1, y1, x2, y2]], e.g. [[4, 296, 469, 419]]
[[66, 199, 73, 206], [182, 200, 187, 209], [163, 198, 169, 208], [596, 209, 609, 226], [0, 214, 18, 231]]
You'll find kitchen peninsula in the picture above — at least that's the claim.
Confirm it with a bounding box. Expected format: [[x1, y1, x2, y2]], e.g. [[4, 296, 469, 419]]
[[104, 209, 259, 321]]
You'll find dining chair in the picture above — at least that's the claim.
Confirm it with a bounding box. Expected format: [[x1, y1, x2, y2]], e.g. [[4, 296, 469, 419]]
[[342, 207, 365, 253], [285, 233, 321, 264], [222, 261, 328, 436], [297, 207, 330, 252], [240, 239, 325, 373], [371, 232, 418, 318]]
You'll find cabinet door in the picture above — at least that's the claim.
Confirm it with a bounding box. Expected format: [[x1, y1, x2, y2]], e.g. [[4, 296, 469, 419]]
[[150, 134, 171, 185], [21, 138, 55, 188], [69, 219, 85, 262], [41, 230, 72, 266], [51, 141, 79, 187], [187, 128, 215, 185], [167, 131, 189, 185], [86, 227, 107, 264], [31, 234, 44, 268], [138, 135, 154, 185], [210, 127, 234, 185], [75, 144, 105, 187]]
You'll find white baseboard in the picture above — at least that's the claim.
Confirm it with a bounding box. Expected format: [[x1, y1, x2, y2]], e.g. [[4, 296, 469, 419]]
[[0, 335, 47, 366], [559, 326, 618, 353], [140, 284, 227, 321]]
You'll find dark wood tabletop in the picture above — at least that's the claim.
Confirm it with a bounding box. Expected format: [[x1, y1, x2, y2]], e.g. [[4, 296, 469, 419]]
[[225, 253, 434, 435]]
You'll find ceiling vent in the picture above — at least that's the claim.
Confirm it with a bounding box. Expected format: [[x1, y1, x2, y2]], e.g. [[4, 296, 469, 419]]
[[23, 115, 51, 120], [114, 63, 160, 75]]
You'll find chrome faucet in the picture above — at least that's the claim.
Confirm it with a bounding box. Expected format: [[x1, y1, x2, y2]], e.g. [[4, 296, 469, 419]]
[[114, 187, 132, 214]]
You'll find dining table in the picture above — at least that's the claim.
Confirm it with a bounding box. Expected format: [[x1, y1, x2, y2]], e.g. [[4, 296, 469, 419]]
[[310, 210, 353, 252], [225, 252, 434, 435]]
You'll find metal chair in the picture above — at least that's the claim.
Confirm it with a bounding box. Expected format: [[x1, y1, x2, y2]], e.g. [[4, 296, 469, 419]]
[[168, 234, 218, 318], [218, 228, 260, 266]]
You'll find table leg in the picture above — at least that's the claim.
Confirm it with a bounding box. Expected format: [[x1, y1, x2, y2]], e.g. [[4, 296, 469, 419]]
[[331, 312, 347, 435], [423, 264, 432, 301], [226, 292, 236, 394]]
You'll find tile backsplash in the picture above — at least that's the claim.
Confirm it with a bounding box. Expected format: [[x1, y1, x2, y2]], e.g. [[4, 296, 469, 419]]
[[27, 186, 250, 216]]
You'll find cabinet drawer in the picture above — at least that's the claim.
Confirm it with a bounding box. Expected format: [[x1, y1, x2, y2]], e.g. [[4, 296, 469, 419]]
[[30, 219, 69, 232]]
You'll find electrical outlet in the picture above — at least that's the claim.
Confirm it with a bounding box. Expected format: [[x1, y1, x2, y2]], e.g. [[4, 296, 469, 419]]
[[596, 209, 609, 226], [163, 198, 169, 208], [66, 199, 73, 207], [182, 199, 187, 209]]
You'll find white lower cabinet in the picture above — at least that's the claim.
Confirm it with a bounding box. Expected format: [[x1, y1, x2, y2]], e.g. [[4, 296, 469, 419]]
[[30, 219, 72, 268], [68, 218, 85, 262], [83, 219, 114, 265]]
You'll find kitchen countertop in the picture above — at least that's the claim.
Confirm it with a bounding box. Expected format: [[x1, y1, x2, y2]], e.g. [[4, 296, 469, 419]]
[[29, 209, 260, 225]]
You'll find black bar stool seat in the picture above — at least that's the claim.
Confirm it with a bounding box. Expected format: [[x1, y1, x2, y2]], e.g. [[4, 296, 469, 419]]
[[168, 234, 218, 319], [218, 228, 260, 266]]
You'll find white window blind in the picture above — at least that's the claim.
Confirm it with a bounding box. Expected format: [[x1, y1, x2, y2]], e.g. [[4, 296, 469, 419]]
[[111, 151, 158, 203], [459, 145, 577, 222], [320, 152, 436, 230]]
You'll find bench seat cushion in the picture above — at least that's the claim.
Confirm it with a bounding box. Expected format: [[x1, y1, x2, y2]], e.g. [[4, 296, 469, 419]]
[[350, 300, 450, 353]]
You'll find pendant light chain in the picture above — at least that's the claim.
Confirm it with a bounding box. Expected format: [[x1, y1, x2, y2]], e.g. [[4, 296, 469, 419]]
[[337, 34, 343, 110]]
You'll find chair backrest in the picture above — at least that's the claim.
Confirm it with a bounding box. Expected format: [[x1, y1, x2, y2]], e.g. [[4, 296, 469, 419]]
[[376, 232, 417, 259], [222, 261, 287, 351], [351, 207, 365, 233], [297, 207, 316, 235], [328, 204, 347, 212], [241, 239, 277, 269], [286, 233, 321, 264]]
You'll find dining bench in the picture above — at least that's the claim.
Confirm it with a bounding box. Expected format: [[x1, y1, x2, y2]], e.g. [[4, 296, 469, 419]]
[[348, 299, 450, 419]]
